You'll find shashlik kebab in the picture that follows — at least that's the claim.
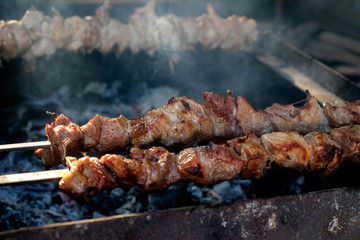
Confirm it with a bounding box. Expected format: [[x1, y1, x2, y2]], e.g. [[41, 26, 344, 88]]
[[0, 1, 257, 62], [35, 90, 360, 167], [59, 125, 360, 200]]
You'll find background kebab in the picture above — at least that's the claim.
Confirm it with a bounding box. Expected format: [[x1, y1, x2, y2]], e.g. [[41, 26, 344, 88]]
[[0, 0, 257, 65]]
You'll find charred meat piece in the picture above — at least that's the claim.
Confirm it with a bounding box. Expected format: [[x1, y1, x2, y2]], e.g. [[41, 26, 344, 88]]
[[304, 132, 342, 176], [235, 96, 273, 136], [324, 101, 360, 127], [261, 131, 312, 171], [177, 145, 245, 185], [202, 90, 241, 140], [261, 130, 343, 176], [236, 92, 329, 136], [128, 96, 215, 148], [35, 114, 83, 167], [59, 156, 116, 198], [81, 114, 129, 154], [226, 133, 268, 179], [330, 125, 360, 164]]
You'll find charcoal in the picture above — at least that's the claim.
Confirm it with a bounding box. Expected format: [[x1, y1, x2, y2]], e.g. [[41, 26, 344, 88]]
[[212, 181, 244, 203]]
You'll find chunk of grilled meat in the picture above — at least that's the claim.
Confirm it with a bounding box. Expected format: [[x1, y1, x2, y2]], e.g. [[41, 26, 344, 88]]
[[324, 100, 360, 127], [0, 1, 257, 62], [81, 114, 129, 155], [59, 125, 360, 200], [128, 96, 218, 148], [60, 156, 116, 197], [330, 125, 360, 164], [36, 91, 360, 167], [236, 93, 329, 136], [35, 115, 83, 166], [226, 133, 268, 179]]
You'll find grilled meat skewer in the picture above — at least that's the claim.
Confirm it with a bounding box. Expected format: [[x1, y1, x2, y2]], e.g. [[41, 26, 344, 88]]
[[59, 125, 360, 200], [0, 1, 257, 63], [35, 91, 360, 167], [32, 91, 315, 166]]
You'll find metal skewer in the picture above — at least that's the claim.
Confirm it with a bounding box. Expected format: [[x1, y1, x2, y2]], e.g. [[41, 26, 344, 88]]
[[0, 169, 67, 186], [0, 141, 51, 152], [0, 140, 59, 186]]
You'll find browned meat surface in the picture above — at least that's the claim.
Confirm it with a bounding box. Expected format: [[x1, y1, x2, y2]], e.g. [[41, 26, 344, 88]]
[[261, 129, 347, 175], [0, 1, 258, 62], [235, 96, 273, 136], [347, 100, 360, 115], [305, 132, 342, 176], [130, 146, 170, 162], [35, 114, 83, 167], [58, 125, 360, 200], [177, 145, 244, 185], [59, 156, 116, 198], [236, 93, 329, 136], [35, 91, 360, 167], [266, 94, 328, 133], [129, 96, 215, 148], [202, 90, 241, 140], [261, 131, 311, 171], [330, 125, 360, 164], [81, 114, 129, 154], [227, 133, 268, 179], [254, 126, 360, 175], [324, 101, 360, 127], [101, 151, 180, 192]]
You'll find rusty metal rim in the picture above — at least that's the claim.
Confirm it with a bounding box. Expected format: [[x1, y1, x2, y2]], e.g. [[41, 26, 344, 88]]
[[1, 186, 360, 240]]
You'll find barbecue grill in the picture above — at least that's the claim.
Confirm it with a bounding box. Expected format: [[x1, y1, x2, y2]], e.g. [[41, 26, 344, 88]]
[[1, 1, 360, 239]]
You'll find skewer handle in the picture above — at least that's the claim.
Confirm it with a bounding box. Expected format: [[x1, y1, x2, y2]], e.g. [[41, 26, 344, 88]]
[[0, 169, 66, 186], [0, 141, 51, 152]]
